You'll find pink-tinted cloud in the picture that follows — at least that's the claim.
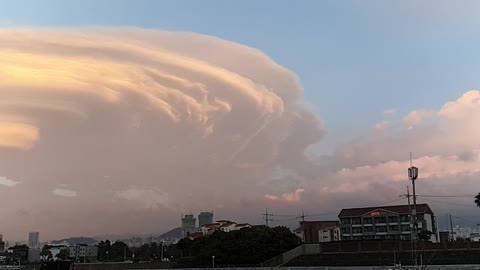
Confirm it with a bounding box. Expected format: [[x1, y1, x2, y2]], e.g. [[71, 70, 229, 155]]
[[403, 109, 435, 126], [373, 121, 390, 135], [0, 28, 324, 239], [265, 188, 305, 202]]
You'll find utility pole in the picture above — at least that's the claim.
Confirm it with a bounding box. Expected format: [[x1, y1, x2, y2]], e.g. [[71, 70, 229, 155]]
[[407, 186, 414, 261], [263, 208, 272, 227], [449, 214, 454, 241], [399, 186, 414, 262]]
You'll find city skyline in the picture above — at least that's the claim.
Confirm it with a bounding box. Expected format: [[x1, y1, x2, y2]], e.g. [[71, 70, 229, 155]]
[[0, 1, 480, 239]]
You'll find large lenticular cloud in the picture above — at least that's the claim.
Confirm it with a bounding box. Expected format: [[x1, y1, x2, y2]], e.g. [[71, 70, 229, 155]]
[[0, 28, 325, 238]]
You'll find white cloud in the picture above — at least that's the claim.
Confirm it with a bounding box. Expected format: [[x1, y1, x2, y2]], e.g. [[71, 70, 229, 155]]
[[373, 121, 390, 135], [383, 109, 397, 115], [52, 188, 77, 198], [0, 176, 20, 187], [403, 110, 435, 126], [265, 188, 305, 202], [116, 188, 170, 209]]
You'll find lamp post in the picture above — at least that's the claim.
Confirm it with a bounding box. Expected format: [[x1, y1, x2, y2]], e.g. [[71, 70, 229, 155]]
[[212, 255, 215, 269], [160, 241, 164, 261]]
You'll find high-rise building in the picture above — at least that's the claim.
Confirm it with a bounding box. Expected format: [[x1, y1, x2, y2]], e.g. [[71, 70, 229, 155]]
[[181, 214, 197, 230], [0, 234, 4, 253], [198, 212, 214, 227], [28, 232, 40, 248]]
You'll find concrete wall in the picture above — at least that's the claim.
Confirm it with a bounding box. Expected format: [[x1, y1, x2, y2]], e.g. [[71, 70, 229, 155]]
[[86, 265, 480, 270]]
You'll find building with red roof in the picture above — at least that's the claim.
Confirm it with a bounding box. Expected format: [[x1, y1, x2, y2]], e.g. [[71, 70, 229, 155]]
[[338, 204, 437, 242]]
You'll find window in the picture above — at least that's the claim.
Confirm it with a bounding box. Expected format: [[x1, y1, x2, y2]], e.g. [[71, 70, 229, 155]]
[[388, 216, 399, 223], [375, 226, 387, 232], [353, 236, 362, 240], [374, 217, 387, 224], [389, 225, 399, 231], [352, 217, 362, 224], [400, 215, 410, 222], [363, 217, 373, 224], [342, 227, 351, 234], [341, 218, 351, 225], [353, 227, 362, 234], [401, 225, 411, 231], [364, 226, 374, 232], [343, 236, 351, 240]]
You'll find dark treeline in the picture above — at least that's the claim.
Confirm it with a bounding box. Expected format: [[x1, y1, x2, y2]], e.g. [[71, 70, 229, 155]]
[[95, 226, 301, 267]]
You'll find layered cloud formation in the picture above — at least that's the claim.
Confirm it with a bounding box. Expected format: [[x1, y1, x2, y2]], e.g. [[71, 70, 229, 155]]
[[0, 28, 324, 238], [0, 28, 478, 239]]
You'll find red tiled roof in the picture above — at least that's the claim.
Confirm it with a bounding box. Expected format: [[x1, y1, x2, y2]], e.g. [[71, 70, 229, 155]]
[[338, 204, 433, 217], [217, 220, 233, 223], [298, 221, 339, 231], [202, 223, 220, 228], [220, 222, 236, 228], [189, 232, 204, 239]]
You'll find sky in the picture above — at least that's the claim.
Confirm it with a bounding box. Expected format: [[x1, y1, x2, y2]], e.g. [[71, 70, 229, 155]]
[[1, 0, 480, 240]]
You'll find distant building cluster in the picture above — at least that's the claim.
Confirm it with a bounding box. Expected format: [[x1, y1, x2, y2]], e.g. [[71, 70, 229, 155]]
[[439, 226, 480, 242], [190, 220, 252, 239], [181, 211, 214, 231]]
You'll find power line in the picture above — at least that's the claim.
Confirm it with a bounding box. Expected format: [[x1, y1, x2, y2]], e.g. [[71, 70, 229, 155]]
[[450, 215, 480, 226], [417, 195, 475, 198], [417, 197, 476, 208]]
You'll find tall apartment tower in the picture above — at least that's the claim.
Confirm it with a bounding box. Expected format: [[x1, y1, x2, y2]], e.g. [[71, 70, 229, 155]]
[[198, 212, 214, 227], [181, 214, 197, 230], [28, 232, 40, 248]]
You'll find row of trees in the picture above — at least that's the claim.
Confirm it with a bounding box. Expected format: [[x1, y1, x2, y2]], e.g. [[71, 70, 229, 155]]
[[95, 226, 301, 265], [175, 226, 302, 267]]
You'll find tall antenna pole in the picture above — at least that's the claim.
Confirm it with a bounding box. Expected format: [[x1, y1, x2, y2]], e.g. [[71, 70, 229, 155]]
[[408, 152, 419, 268]]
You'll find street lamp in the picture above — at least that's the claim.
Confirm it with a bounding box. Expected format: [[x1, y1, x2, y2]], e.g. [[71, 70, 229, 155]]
[[212, 255, 215, 269]]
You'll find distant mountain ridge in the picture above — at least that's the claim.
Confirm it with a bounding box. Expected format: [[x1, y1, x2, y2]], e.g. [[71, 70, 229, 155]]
[[51, 237, 98, 246]]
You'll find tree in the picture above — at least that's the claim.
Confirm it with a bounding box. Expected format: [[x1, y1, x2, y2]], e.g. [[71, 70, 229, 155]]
[[475, 193, 480, 207], [55, 249, 69, 261], [417, 230, 433, 241]]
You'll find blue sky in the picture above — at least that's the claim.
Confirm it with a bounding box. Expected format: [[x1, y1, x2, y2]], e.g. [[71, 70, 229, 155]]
[[2, 0, 480, 149]]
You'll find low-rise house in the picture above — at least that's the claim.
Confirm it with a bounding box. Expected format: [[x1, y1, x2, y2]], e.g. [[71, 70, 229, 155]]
[[294, 221, 341, 243], [235, 223, 252, 230], [220, 222, 237, 232], [198, 221, 252, 236], [69, 244, 98, 262]]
